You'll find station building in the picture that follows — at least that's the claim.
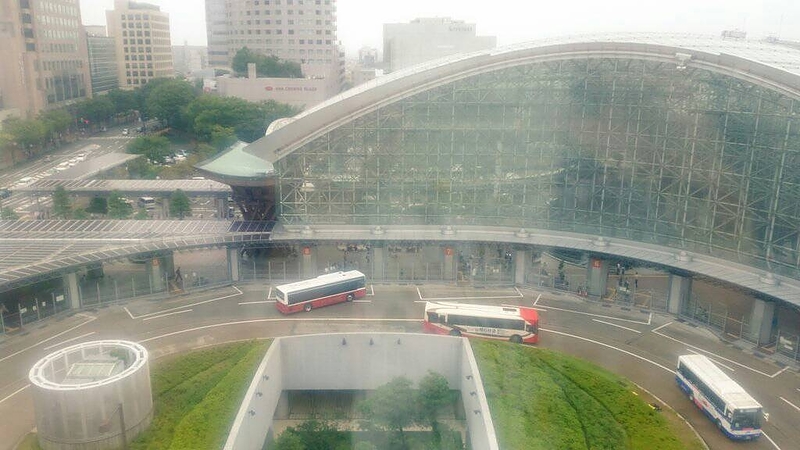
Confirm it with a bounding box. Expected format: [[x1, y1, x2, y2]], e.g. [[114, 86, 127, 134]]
[[198, 33, 800, 356]]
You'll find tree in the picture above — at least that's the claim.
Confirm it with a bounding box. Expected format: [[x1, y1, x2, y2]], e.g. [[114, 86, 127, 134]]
[[169, 189, 191, 219], [0, 207, 19, 220], [145, 79, 197, 127], [5, 117, 46, 157], [39, 109, 73, 142], [182, 96, 300, 144], [127, 135, 171, 164], [231, 47, 302, 78], [107, 191, 132, 219], [417, 371, 455, 437], [107, 89, 139, 114], [358, 377, 417, 448], [52, 185, 72, 219], [75, 96, 115, 127], [86, 196, 108, 215], [272, 431, 304, 450], [133, 208, 149, 220]]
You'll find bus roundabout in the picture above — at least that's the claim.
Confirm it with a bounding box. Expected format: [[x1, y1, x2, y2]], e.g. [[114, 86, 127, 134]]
[[0, 281, 796, 450]]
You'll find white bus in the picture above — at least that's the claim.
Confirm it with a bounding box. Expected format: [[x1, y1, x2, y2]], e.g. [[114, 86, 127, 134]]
[[423, 302, 539, 344], [275, 270, 367, 314], [676, 354, 762, 440], [138, 197, 156, 210]]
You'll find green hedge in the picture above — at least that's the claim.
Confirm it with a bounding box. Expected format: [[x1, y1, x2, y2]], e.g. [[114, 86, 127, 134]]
[[169, 342, 269, 449], [472, 341, 685, 450], [130, 341, 270, 450]]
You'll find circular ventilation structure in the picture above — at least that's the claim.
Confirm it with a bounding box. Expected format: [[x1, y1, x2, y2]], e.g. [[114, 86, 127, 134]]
[[29, 340, 153, 450]]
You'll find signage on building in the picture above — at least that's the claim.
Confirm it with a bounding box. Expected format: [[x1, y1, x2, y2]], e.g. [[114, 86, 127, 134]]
[[303, 247, 311, 256], [264, 86, 318, 92]]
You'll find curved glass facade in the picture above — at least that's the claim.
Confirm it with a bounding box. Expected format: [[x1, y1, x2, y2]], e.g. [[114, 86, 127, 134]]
[[275, 58, 800, 277]]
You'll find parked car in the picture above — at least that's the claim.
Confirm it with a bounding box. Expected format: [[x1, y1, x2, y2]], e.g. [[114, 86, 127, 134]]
[[122, 128, 129, 135]]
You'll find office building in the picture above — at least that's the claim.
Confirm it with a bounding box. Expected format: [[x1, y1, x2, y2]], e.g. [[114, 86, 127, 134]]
[[85, 26, 119, 95], [173, 44, 208, 76], [383, 17, 496, 73], [0, 0, 91, 117], [204, 0, 343, 90], [106, 0, 173, 88]]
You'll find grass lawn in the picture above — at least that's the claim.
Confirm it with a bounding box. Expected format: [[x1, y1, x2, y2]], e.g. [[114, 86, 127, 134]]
[[131, 340, 270, 450], [472, 341, 705, 450]]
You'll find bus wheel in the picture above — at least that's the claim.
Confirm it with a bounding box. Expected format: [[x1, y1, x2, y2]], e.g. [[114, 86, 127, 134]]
[[304, 303, 312, 312], [449, 329, 462, 337], [510, 335, 523, 344], [346, 293, 354, 302]]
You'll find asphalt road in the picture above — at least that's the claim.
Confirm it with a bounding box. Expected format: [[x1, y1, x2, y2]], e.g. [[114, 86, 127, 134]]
[[0, 283, 798, 450], [0, 126, 135, 217]]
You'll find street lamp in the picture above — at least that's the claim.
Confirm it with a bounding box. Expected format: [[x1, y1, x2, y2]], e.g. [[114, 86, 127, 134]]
[[98, 402, 128, 450]]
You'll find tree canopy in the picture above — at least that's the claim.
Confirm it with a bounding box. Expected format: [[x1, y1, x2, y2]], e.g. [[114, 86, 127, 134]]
[[145, 79, 197, 127], [231, 47, 302, 78], [51, 186, 72, 219], [127, 135, 172, 164], [169, 189, 191, 219], [4, 117, 47, 157], [107, 190, 133, 219], [183, 96, 300, 144]]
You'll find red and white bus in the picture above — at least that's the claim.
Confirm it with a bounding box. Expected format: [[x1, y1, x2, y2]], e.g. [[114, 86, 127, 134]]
[[423, 302, 539, 344], [275, 270, 367, 314]]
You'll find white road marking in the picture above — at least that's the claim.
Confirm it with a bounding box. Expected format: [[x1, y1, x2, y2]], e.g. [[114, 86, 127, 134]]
[[514, 287, 523, 297], [651, 321, 673, 333], [593, 319, 641, 333], [0, 314, 96, 364], [415, 286, 522, 301], [762, 431, 782, 450], [138, 317, 422, 343], [43, 331, 96, 351], [533, 293, 542, 306], [685, 349, 735, 372], [123, 306, 135, 319], [142, 309, 192, 321], [536, 303, 650, 325], [132, 286, 243, 319], [267, 286, 272, 300], [239, 301, 275, 305], [0, 385, 30, 405], [541, 327, 675, 373], [652, 325, 784, 378], [367, 284, 375, 296], [353, 300, 372, 303], [780, 396, 800, 413]]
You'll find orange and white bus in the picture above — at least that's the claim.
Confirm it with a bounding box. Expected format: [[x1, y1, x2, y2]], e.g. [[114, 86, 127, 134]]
[[275, 270, 367, 314], [423, 302, 539, 344]]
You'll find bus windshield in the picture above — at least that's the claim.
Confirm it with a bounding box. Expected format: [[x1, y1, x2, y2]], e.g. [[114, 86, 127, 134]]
[[732, 409, 762, 429]]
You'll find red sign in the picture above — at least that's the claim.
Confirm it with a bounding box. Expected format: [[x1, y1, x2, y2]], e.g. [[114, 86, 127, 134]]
[[592, 259, 601, 268], [302, 247, 311, 256], [444, 248, 453, 256], [265, 86, 273, 91]]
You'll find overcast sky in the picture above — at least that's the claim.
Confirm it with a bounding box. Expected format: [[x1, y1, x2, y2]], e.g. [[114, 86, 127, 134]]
[[80, 0, 800, 56]]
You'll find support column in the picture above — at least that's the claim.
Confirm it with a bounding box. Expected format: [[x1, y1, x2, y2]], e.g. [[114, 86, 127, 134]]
[[161, 198, 170, 219], [216, 198, 227, 219], [145, 255, 171, 292], [300, 245, 317, 279], [513, 249, 528, 286], [667, 274, 692, 315], [442, 246, 455, 281], [372, 245, 385, 280], [64, 272, 81, 309], [585, 257, 609, 298], [750, 299, 776, 346], [228, 247, 240, 282]]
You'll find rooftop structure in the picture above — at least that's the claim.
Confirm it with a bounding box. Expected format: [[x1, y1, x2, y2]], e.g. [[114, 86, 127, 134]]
[[29, 340, 152, 450]]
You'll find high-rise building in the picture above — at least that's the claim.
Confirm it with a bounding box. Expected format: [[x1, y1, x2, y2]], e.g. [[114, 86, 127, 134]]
[[0, 0, 92, 117], [205, 0, 228, 68], [383, 17, 496, 73], [358, 46, 378, 67], [204, 0, 343, 86], [106, 0, 173, 89], [172, 44, 208, 76], [85, 26, 119, 95]]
